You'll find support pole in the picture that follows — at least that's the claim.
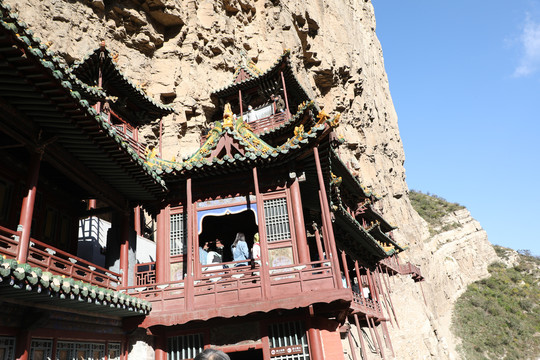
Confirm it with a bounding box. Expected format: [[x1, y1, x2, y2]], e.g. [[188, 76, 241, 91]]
[[347, 329, 359, 360], [239, 89, 244, 119], [365, 315, 379, 356], [378, 264, 399, 328], [353, 314, 368, 360], [186, 178, 194, 310], [134, 206, 142, 236], [159, 119, 163, 157], [313, 146, 342, 288], [307, 318, 324, 360], [155, 207, 169, 284], [17, 152, 42, 264], [290, 176, 309, 263], [381, 321, 395, 358], [155, 334, 167, 360], [253, 167, 270, 299], [280, 71, 291, 120], [120, 213, 130, 287], [369, 317, 386, 360], [341, 250, 351, 288], [15, 329, 31, 360]]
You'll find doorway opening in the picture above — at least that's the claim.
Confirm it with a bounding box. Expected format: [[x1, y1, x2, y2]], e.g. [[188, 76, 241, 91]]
[[199, 209, 258, 262]]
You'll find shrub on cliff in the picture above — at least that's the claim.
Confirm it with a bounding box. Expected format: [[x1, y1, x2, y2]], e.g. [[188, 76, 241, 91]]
[[409, 190, 464, 235], [452, 250, 540, 360]]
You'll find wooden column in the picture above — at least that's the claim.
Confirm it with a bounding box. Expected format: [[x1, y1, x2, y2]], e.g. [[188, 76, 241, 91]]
[[340, 251, 351, 288], [159, 119, 163, 157], [120, 213, 130, 288], [365, 316, 379, 357], [186, 178, 194, 310], [155, 334, 167, 360], [381, 321, 395, 357], [155, 207, 169, 284], [290, 176, 309, 263], [307, 319, 324, 360], [17, 152, 41, 264], [280, 71, 291, 119], [346, 329, 358, 360], [369, 317, 386, 360], [353, 314, 368, 360], [239, 89, 244, 119], [134, 206, 142, 236], [313, 146, 342, 288], [253, 167, 270, 299], [15, 329, 31, 360]]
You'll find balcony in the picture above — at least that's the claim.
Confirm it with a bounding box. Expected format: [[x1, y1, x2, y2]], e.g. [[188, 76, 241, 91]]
[[0, 225, 121, 290], [201, 111, 290, 145], [127, 259, 351, 327], [379, 256, 423, 282]]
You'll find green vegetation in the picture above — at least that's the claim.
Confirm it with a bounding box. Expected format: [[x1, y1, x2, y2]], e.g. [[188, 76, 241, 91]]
[[452, 249, 540, 360], [409, 190, 465, 235]]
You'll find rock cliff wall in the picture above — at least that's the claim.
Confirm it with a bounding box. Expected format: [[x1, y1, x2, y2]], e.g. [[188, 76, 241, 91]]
[[5, 0, 498, 358]]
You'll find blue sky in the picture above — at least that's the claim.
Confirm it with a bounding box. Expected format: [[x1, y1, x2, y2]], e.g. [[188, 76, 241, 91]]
[[372, 1, 540, 256]]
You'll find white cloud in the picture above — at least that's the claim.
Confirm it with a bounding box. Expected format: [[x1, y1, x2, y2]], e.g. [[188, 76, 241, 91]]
[[514, 16, 540, 77]]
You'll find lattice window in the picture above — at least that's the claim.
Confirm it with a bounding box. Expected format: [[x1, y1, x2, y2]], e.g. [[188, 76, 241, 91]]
[[108, 343, 121, 360], [56, 341, 105, 360], [264, 198, 291, 242], [0, 337, 15, 360], [30, 339, 53, 360], [168, 333, 204, 360], [268, 321, 310, 360], [170, 212, 186, 256]]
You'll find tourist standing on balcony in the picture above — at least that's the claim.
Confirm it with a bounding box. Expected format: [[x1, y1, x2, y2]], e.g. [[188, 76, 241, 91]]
[[252, 233, 261, 260], [199, 242, 209, 266], [231, 233, 249, 266]]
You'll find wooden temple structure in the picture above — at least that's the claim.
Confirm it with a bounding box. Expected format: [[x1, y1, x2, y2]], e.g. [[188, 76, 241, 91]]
[[0, 2, 423, 359]]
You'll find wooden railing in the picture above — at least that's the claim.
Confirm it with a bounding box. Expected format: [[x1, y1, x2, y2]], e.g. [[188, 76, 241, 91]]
[[0, 226, 122, 289], [136, 262, 156, 286], [113, 125, 146, 156], [200, 111, 291, 145], [379, 257, 423, 281], [0, 225, 20, 258], [26, 238, 121, 289], [351, 290, 382, 317], [247, 111, 289, 134], [127, 259, 337, 312]]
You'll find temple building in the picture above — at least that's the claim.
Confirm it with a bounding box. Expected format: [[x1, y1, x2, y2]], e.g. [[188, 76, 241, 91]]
[[0, 2, 423, 360]]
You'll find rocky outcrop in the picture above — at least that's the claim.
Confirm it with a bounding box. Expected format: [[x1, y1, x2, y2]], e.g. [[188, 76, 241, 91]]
[[4, 0, 498, 358]]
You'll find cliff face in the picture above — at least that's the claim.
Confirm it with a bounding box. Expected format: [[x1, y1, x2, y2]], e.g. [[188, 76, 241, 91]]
[[5, 0, 497, 358]]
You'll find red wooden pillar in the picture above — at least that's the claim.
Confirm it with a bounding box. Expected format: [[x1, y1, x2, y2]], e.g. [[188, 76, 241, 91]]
[[340, 251, 351, 288], [15, 329, 31, 360], [381, 321, 395, 357], [186, 178, 194, 310], [346, 330, 358, 360], [370, 317, 386, 360], [353, 314, 368, 360], [313, 146, 342, 288], [155, 207, 170, 284], [120, 213, 130, 287], [253, 167, 270, 299], [290, 176, 309, 263], [280, 71, 291, 119], [17, 152, 41, 264], [307, 319, 324, 360], [239, 89, 244, 119], [134, 206, 142, 236], [155, 334, 167, 360]]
